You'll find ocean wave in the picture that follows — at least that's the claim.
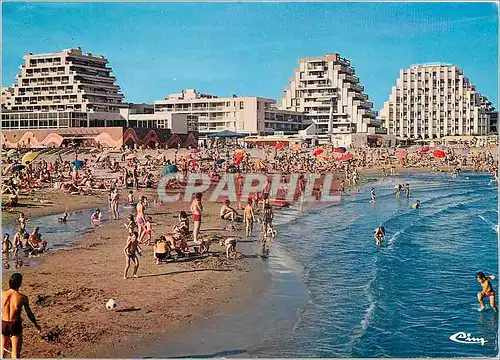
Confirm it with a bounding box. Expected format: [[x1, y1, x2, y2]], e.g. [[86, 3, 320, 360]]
[[477, 214, 499, 234]]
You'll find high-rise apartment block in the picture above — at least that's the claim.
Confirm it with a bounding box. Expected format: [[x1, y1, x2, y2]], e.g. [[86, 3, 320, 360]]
[[2, 47, 127, 129], [280, 53, 378, 135], [379, 64, 495, 138], [154, 89, 306, 136]]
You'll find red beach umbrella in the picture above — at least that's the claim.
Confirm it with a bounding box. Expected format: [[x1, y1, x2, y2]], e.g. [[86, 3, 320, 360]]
[[336, 153, 354, 162], [421, 146, 430, 153], [274, 142, 284, 150], [313, 148, 324, 156], [433, 149, 446, 158]]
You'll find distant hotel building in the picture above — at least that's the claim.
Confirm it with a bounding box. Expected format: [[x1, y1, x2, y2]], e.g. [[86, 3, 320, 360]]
[[379, 64, 496, 139], [280, 53, 378, 135], [154, 88, 307, 136]]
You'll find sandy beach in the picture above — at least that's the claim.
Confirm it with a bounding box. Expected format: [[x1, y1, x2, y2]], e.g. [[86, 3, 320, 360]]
[[2, 185, 267, 358]]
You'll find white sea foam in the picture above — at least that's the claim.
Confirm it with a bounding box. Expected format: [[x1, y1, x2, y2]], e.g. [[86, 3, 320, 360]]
[[361, 301, 376, 331], [477, 214, 499, 234]]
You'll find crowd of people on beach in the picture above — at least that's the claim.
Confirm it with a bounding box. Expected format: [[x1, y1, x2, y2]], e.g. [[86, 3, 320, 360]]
[[1, 139, 499, 357]]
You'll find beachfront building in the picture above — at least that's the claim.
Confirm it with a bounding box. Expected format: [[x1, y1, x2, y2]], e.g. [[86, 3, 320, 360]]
[[154, 89, 308, 137], [379, 64, 496, 139], [1, 47, 128, 130], [488, 110, 498, 134], [279, 53, 378, 136]]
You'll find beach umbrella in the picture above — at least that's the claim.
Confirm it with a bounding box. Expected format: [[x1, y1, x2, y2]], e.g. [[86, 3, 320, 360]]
[[126, 154, 137, 161], [433, 149, 446, 159], [21, 151, 39, 165], [336, 153, 354, 162], [333, 147, 347, 153], [215, 159, 226, 166], [188, 148, 200, 154], [255, 160, 265, 169], [421, 146, 430, 153], [274, 142, 285, 150], [313, 149, 324, 156], [72, 160, 84, 169]]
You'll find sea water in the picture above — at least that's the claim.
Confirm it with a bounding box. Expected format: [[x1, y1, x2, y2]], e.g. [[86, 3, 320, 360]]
[[249, 171, 498, 358]]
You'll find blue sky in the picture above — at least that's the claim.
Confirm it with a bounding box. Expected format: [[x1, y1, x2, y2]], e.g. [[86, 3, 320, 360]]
[[2, 2, 498, 110]]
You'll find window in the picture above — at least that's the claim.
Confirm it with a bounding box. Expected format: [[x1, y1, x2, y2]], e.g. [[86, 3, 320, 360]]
[[239, 101, 244, 110]]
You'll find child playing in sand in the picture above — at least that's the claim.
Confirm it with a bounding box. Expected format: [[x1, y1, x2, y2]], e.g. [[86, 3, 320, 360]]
[[124, 231, 142, 279], [476, 272, 497, 312]]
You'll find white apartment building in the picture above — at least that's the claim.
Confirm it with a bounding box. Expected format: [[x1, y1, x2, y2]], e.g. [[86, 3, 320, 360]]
[[154, 89, 307, 136], [1, 87, 14, 109], [2, 47, 127, 129], [379, 64, 496, 138], [280, 53, 378, 135]]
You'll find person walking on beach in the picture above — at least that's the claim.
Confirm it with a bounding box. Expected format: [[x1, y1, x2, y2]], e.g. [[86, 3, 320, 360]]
[[124, 232, 142, 279], [136, 196, 147, 243], [190, 193, 203, 244], [111, 188, 120, 220], [2, 273, 42, 358], [475, 272, 497, 312], [243, 199, 255, 237]]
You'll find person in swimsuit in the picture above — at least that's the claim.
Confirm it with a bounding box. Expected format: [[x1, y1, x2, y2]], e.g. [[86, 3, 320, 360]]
[[395, 184, 401, 199], [370, 188, 376, 203], [476, 272, 497, 312], [136, 196, 147, 243], [190, 193, 203, 245], [12, 229, 24, 257], [90, 209, 102, 225], [17, 213, 26, 234], [144, 217, 153, 245], [124, 232, 142, 279], [154, 236, 169, 265], [412, 200, 421, 209], [374, 226, 385, 246], [220, 199, 237, 221], [127, 190, 135, 204], [405, 183, 410, 198], [243, 200, 255, 237], [124, 214, 137, 235], [2, 234, 12, 255], [110, 189, 120, 220], [2, 273, 41, 358]]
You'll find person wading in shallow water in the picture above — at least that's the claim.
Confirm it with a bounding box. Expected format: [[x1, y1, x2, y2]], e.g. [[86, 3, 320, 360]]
[[2, 273, 41, 359]]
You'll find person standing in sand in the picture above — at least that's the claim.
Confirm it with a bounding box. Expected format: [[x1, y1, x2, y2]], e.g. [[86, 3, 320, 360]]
[[124, 232, 142, 279], [17, 214, 26, 234], [2, 273, 41, 359], [136, 196, 147, 243], [110, 188, 120, 220], [190, 193, 203, 244], [243, 199, 255, 237]]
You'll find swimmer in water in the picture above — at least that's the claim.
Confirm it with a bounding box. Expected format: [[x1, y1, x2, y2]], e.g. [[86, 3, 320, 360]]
[[90, 209, 102, 225], [370, 188, 376, 203], [374, 226, 385, 246], [475, 272, 497, 312], [412, 200, 421, 209]]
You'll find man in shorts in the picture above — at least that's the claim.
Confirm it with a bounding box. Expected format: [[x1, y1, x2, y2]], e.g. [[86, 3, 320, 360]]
[[2, 273, 41, 358], [124, 232, 142, 279]]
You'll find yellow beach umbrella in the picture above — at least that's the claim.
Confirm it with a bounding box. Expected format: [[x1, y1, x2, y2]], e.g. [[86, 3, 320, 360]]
[[255, 160, 265, 169], [22, 151, 39, 164]]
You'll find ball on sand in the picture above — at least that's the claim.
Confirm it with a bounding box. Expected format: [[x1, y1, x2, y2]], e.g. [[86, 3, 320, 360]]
[[106, 299, 117, 310]]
